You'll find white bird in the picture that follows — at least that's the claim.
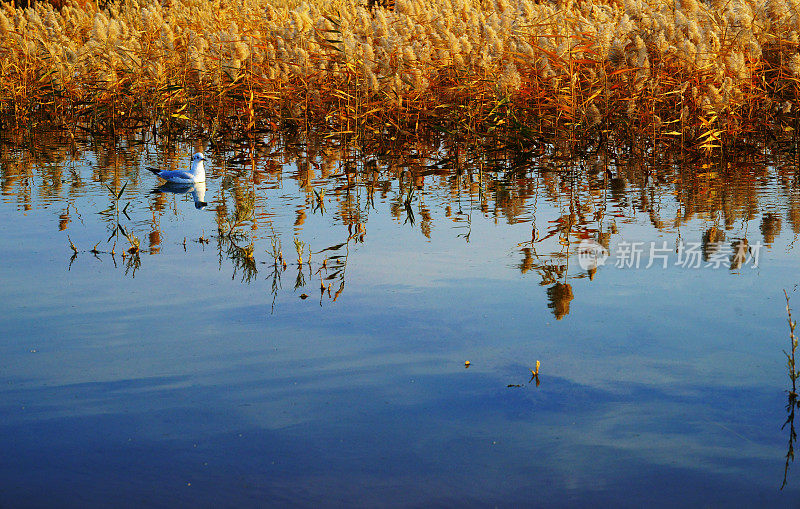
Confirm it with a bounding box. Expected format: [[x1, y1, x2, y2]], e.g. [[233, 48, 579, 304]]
[[147, 152, 206, 183]]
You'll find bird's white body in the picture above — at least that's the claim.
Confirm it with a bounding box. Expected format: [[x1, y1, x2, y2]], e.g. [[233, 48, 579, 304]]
[[149, 152, 206, 183]]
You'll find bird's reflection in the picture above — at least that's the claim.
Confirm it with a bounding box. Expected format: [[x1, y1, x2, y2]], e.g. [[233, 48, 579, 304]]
[[151, 181, 208, 209]]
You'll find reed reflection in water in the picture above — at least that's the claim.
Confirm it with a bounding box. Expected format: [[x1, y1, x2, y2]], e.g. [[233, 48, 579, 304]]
[[20, 135, 794, 315]]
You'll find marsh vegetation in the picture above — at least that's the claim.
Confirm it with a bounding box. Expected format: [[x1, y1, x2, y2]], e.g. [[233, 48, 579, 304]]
[[0, 0, 799, 155]]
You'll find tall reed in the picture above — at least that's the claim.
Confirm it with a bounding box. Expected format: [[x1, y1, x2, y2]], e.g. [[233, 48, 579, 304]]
[[1, 0, 799, 149], [1, 0, 799, 148]]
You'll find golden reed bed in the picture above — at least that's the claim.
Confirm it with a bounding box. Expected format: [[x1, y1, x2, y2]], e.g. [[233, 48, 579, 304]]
[[0, 0, 798, 151]]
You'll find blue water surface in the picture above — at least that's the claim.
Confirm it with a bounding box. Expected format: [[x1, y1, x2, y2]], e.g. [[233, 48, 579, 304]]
[[0, 137, 798, 507]]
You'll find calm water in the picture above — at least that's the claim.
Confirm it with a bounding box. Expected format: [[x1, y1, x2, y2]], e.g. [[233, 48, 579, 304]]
[[1, 133, 800, 507]]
